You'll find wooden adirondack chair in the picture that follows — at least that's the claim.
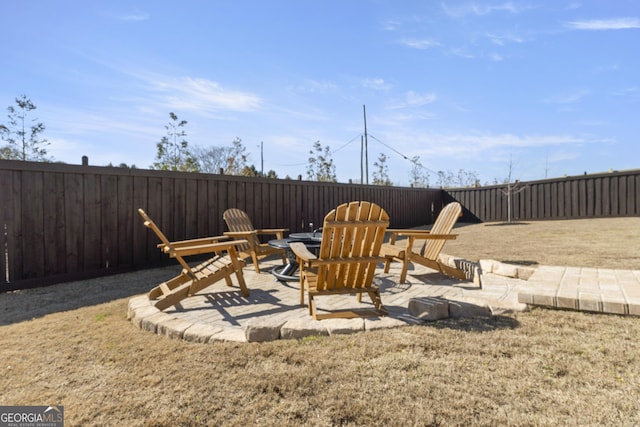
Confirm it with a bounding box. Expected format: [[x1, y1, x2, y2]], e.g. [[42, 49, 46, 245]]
[[289, 201, 389, 320], [381, 202, 465, 283], [223, 208, 288, 273], [138, 209, 249, 310]]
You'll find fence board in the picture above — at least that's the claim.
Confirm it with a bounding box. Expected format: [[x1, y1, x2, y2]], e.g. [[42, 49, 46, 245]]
[[132, 176, 149, 267], [0, 170, 13, 283], [101, 174, 118, 270], [117, 174, 134, 267], [43, 172, 66, 276], [21, 171, 45, 279], [64, 172, 83, 274], [611, 176, 619, 216]]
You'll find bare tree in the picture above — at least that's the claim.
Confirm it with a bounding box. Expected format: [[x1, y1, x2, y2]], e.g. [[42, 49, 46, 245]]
[[152, 112, 199, 172], [306, 140, 336, 182], [225, 137, 248, 175], [372, 153, 392, 186], [455, 169, 479, 187], [409, 156, 430, 188], [437, 170, 454, 187], [192, 138, 254, 176], [192, 145, 234, 173], [500, 156, 527, 223], [0, 95, 50, 161]]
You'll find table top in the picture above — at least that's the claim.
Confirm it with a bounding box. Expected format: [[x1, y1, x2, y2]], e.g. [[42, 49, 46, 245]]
[[268, 232, 321, 249], [288, 232, 322, 241]]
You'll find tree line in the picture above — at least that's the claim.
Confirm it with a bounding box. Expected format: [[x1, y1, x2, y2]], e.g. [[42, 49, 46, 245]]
[[0, 96, 482, 187]]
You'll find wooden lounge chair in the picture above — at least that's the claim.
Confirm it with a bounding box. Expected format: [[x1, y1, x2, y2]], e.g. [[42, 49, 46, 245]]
[[223, 208, 288, 273], [290, 201, 389, 320], [381, 202, 466, 283], [138, 209, 249, 310]]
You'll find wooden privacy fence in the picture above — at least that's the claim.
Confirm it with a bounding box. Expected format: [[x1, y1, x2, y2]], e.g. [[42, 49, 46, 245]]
[[0, 160, 443, 289], [446, 169, 640, 222]]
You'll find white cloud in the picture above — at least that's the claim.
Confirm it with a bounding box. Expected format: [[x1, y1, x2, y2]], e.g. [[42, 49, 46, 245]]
[[134, 73, 262, 115], [566, 18, 640, 30], [441, 2, 529, 18], [450, 47, 476, 59], [118, 11, 150, 22], [611, 86, 639, 97], [382, 20, 401, 31], [290, 79, 338, 94], [388, 91, 437, 109], [485, 32, 524, 46], [543, 89, 589, 104], [400, 38, 441, 49], [405, 91, 437, 107], [362, 78, 392, 91]]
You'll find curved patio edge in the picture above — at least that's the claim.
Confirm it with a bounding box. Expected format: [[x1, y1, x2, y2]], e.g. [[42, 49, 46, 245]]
[[127, 293, 418, 343]]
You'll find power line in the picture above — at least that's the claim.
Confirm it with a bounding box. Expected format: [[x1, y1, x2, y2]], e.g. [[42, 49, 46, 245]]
[[331, 134, 361, 154], [273, 134, 363, 167], [368, 133, 438, 175]]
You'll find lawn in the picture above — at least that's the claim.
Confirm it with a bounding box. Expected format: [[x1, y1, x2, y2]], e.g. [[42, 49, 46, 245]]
[[1, 217, 639, 426]]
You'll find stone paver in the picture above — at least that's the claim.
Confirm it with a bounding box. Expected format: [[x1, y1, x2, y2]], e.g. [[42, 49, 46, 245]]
[[128, 257, 640, 343]]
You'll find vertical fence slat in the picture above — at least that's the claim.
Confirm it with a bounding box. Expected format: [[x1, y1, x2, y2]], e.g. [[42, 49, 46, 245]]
[[0, 170, 14, 283], [83, 173, 101, 271], [21, 171, 45, 279], [43, 172, 66, 276], [117, 174, 134, 267], [101, 174, 118, 270]]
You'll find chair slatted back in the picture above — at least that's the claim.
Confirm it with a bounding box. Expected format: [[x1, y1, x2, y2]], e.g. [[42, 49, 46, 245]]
[[421, 202, 462, 260], [138, 209, 192, 272], [223, 208, 255, 252], [316, 201, 389, 292]]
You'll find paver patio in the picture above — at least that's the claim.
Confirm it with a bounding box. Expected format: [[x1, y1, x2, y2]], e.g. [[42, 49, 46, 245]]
[[128, 255, 640, 343]]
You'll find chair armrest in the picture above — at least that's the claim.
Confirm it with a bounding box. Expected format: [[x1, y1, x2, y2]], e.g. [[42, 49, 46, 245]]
[[390, 229, 457, 240], [224, 231, 258, 238], [255, 228, 289, 239], [162, 235, 230, 249], [290, 242, 317, 262], [164, 239, 249, 257], [409, 233, 457, 240]]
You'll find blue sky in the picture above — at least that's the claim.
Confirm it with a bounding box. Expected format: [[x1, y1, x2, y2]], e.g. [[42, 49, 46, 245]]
[[2, 1, 639, 186]]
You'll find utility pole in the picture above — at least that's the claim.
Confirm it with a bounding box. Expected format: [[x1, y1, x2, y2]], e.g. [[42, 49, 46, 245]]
[[363, 104, 369, 184], [360, 135, 364, 184], [260, 141, 264, 176]]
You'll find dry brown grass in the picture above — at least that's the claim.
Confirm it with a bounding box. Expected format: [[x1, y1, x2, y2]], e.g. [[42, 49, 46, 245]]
[[447, 217, 640, 270], [1, 217, 639, 426]]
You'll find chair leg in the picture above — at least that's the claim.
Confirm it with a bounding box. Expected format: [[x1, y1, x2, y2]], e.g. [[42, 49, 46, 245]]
[[308, 294, 315, 317], [235, 270, 249, 297], [367, 288, 387, 315], [383, 257, 392, 273], [299, 276, 308, 306], [399, 257, 409, 283], [251, 253, 261, 273]]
